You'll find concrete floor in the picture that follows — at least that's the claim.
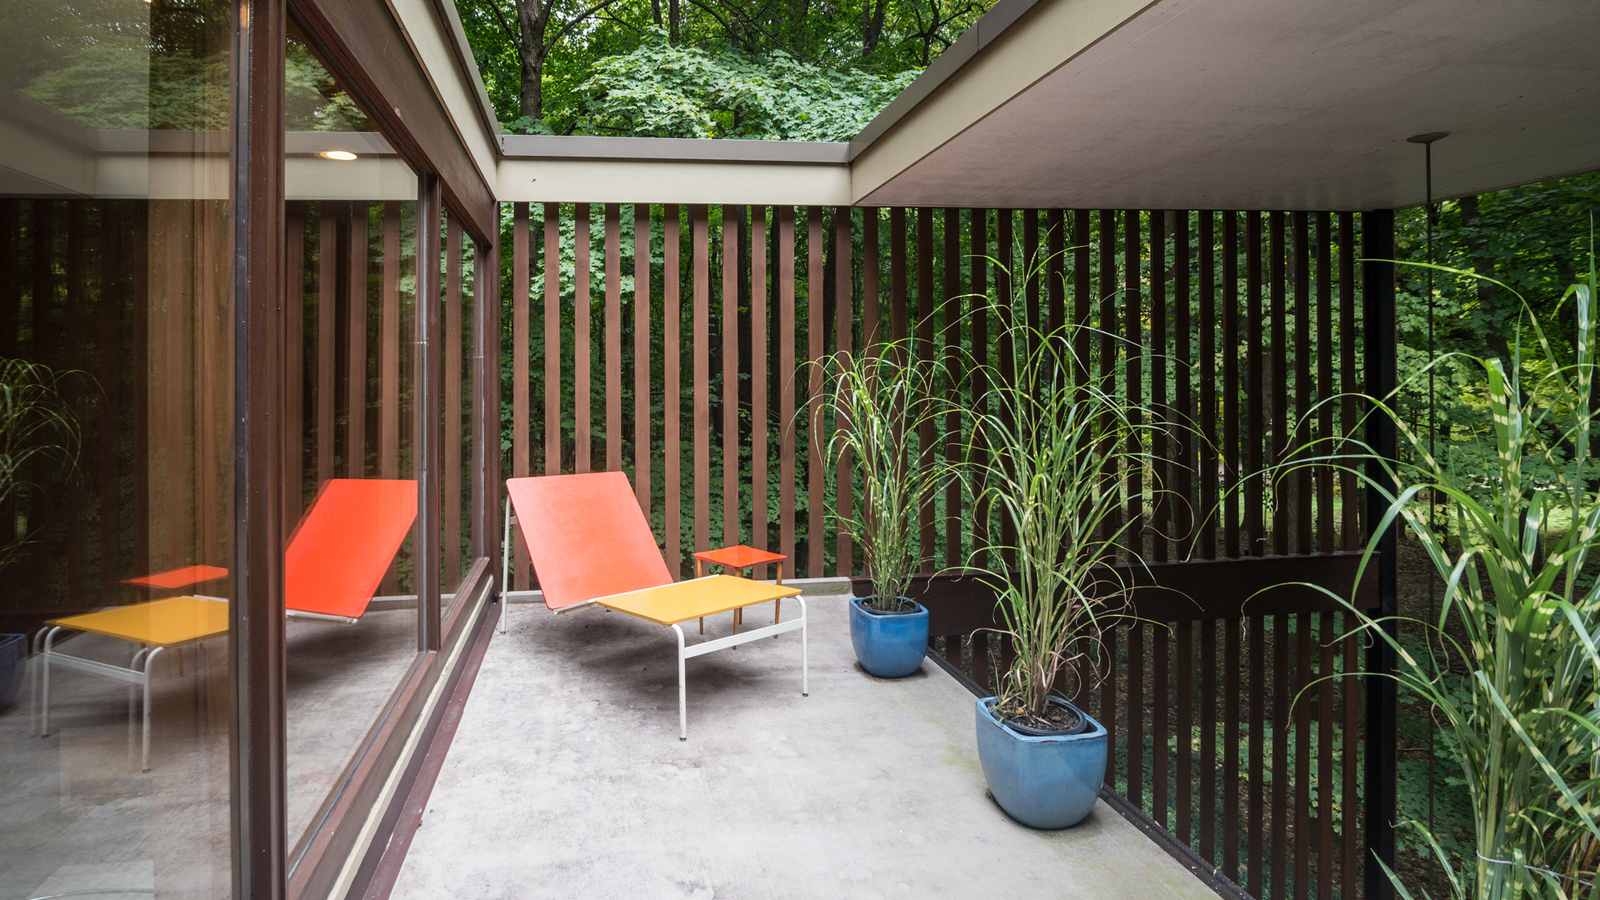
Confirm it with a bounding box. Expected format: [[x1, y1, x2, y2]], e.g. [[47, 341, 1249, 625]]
[[391, 592, 1216, 900], [0, 608, 417, 900]]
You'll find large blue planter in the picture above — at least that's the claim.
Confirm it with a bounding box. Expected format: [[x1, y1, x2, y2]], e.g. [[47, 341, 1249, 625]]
[[975, 696, 1107, 829], [848, 596, 929, 678], [0, 634, 25, 712]]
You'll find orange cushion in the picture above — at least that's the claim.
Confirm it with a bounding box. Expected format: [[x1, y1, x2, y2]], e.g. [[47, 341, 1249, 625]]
[[507, 473, 673, 610]]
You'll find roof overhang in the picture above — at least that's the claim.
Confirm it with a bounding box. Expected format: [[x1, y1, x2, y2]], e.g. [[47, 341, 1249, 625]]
[[849, 0, 1600, 211]]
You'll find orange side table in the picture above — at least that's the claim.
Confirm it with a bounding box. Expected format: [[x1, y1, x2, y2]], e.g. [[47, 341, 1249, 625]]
[[693, 545, 788, 635]]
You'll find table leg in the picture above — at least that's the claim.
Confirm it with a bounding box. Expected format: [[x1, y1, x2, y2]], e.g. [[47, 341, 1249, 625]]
[[129, 646, 149, 765], [141, 647, 163, 771], [41, 626, 61, 737], [775, 561, 784, 626], [798, 595, 809, 697], [499, 497, 513, 635], [672, 624, 688, 741]]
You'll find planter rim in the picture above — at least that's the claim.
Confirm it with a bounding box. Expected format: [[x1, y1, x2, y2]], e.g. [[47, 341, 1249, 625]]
[[977, 695, 1107, 743], [850, 595, 926, 617]]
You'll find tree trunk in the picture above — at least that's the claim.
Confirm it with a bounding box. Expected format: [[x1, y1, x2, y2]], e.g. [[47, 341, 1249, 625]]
[[862, 0, 887, 55], [668, 0, 679, 43], [515, 0, 550, 120]]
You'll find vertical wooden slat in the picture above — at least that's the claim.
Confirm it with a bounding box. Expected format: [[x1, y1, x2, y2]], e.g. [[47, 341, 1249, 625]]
[[317, 207, 337, 487], [834, 208, 853, 575], [943, 208, 961, 570], [778, 207, 797, 566], [1221, 211, 1240, 558], [751, 209, 768, 555], [1150, 211, 1169, 562], [1101, 625, 1119, 787], [605, 203, 622, 473], [574, 204, 592, 474], [916, 208, 934, 574], [1269, 211, 1288, 555], [1294, 212, 1313, 555], [1047, 208, 1065, 335], [1153, 620, 1170, 828], [862, 210, 880, 348], [635, 204, 652, 515], [1198, 212, 1218, 559], [663, 206, 682, 573], [1316, 213, 1335, 552], [346, 203, 368, 480], [1341, 610, 1361, 898], [1247, 211, 1267, 557], [1318, 610, 1337, 900], [996, 209, 1016, 569], [969, 210, 989, 570], [807, 207, 825, 577], [544, 204, 560, 477], [1339, 214, 1359, 550], [129, 202, 148, 584], [1023, 209, 1040, 335], [286, 206, 304, 525], [1072, 210, 1091, 387], [1294, 614, 1314, 900], [444, 217, 464, 588], [1099, 210, 1119, 546], [692, 205, 710, 558], [1124, 211, 1144, 556], [1223, 618, 1242, 882], [1248, 613, 1266, 898], [1199, 620, 1218, 864], [1172, 212, 1194, 557], [97, 203, 123, 595], [380, 202, 400, 484], [889, 208, 908, 344], [65, 204, 87, 603], [971, 630, 990, 693], [1176, 619, 1194, 845], [723, 208, 740, 549], [1272, 614, 1292, 900], [1127, 621, 1145, 808]]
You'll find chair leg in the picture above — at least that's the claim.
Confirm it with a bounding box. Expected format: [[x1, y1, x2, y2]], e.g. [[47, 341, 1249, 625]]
[[41, 626, 61, 737], [798, 595, 809, 697], [672, 624, 688, 741], [141, 647, 163, 772]]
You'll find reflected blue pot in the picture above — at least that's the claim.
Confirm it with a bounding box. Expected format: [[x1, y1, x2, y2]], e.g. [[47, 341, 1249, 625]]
[[848, 596, 929, 678], [975, 697, 1107, 829], [0, 634, 24, 712]]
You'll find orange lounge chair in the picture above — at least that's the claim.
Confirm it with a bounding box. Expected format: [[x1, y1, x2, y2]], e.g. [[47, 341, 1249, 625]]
[[38, 479, 417, 769], [500, 472, 804, 739]]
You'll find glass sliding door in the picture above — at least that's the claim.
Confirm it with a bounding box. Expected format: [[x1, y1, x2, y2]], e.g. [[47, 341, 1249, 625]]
[[0, 0, 238, 895], [281, 25, 426, 860]]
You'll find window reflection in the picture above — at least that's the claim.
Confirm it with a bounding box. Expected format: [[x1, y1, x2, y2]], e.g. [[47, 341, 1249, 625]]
[[0, 0, 235, 895], [281, 27, 424, 859]]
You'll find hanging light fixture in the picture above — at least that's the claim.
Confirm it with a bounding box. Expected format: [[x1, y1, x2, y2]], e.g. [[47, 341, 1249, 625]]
[[318, 150, 359, 161], [1406, 128, 1448, 837]]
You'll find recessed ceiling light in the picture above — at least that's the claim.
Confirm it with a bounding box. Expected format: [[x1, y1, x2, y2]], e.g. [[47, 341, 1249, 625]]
[[319, 150, 358, 161]]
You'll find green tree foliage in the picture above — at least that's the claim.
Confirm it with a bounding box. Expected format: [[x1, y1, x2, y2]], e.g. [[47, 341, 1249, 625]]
[[578, 34, 917, 140], [453, 0, 989, 136]]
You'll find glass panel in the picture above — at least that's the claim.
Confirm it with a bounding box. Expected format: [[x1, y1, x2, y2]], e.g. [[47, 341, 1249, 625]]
[[0, 0, 236, 895], [283, 27, 422, 856], [442, 212, 475, 606]]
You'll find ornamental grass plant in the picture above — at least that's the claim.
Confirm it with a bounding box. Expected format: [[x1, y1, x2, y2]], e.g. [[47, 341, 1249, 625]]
[[0, 357, 80, 572], [1291, 260, 1600, 900], [815, 336, 955, 612], [965, 273, 1165, 725]]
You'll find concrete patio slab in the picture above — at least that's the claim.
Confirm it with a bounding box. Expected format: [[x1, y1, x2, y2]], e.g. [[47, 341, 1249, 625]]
[[390, 593, 1216, 900]]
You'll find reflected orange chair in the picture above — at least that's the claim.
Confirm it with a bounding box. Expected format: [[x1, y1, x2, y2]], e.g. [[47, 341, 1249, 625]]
[[37, 479, 418, 769], [500, 472, 804, 739]]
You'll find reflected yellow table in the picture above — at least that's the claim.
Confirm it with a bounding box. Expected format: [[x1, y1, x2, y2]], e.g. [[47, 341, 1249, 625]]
[[577, 574, 804, 740], [38, 596, 229, 771]]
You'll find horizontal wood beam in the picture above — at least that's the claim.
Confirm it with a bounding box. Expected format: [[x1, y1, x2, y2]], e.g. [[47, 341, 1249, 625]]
[[851, 552, 1381, 637]]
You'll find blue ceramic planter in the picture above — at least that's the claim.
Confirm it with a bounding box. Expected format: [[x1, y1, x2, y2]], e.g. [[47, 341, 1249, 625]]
[[848, 596, 929, 678], [0, 634, 24, 712], [975, 696, 1107, 829]]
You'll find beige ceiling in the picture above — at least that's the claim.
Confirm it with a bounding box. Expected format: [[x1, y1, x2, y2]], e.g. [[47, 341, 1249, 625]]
[[851, 0, 1600, 211]]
